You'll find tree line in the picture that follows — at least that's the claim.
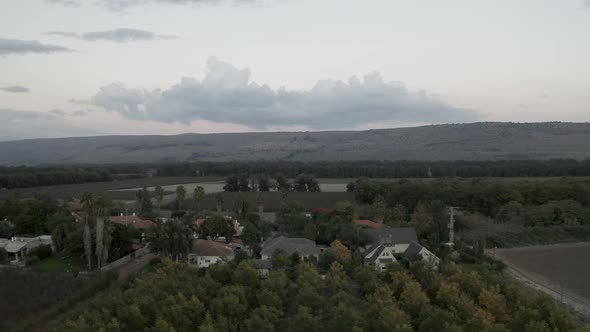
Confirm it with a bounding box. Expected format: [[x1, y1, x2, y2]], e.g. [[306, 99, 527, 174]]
[[5, 158, 590, 189], [0, 166, 143, 189], [154, 159, 590, 178]]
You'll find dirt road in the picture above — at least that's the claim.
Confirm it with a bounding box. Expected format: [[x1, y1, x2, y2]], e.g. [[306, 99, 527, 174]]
[[487, 245, 590, 321]]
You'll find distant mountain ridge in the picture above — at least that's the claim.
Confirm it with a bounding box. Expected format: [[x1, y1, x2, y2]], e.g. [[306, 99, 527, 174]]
[[1, 122, 589, 165]]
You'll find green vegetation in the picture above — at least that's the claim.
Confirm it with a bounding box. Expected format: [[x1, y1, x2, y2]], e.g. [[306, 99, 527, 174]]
[[0, 165, 143, 189], [349, 177, 590, 248], [0, 268, 117, 332], [57, 258, 584, 332], [33, 254, 86, 272]]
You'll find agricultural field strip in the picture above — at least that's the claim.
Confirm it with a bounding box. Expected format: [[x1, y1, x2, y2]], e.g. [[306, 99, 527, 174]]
[[487, 243, 590, 319]]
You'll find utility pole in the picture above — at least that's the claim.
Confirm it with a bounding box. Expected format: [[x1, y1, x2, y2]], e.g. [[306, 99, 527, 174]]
[[446, 206, 459, 247]]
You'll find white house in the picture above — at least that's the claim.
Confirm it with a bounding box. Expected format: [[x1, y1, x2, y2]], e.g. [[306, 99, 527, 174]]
[[363, 227, 418, 254], [362, 243, 398, 271], [187, 239, 237, 268], [0, 235, 54, 263]]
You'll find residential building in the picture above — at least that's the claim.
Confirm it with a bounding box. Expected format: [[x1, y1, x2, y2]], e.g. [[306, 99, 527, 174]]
[[363, 227, 418, 254], [260, 236, 321, 260], [187, 239, 237, 268], [110, 214, 155, 230], [362, 243, 398, 271], [403, 241, 441, 269], [353, 219, 385, 229], [0, 235, 53, 263], [252, 259, 272, 278]]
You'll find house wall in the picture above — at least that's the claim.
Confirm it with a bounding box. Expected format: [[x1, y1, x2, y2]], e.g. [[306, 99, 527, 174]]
[[188, 255, 229, 268]]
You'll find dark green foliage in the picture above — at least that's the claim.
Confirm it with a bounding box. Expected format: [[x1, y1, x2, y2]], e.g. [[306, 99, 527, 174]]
[[28, 244, 52, 260], [0, 165, 143, 189], [0, 247, 7, 263], [55, 257, 579, 332]]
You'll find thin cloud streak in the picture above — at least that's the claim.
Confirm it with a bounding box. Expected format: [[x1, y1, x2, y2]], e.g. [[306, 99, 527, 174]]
[[47, 28, 177, 42], [1, 86, 30, 93], [0, 38, 73, 55]]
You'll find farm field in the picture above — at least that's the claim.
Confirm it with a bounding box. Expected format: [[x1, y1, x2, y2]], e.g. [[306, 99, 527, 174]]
[[488, 243, 590, 318], [115, 177, 358, 194], [0, 176, 218, 200]]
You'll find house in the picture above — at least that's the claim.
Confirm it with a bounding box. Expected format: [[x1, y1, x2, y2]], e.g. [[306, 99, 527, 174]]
[[353, 219, 385, 229], [110, 214, 155, 230], [364, 227, 418, 254], [260, 236, 321, 260], [0, 235, 54, 263], [253, 259, 272, 278], [403, 241, 441, 269], [362, 243, 398, 271], [187, 239, 237, 268]]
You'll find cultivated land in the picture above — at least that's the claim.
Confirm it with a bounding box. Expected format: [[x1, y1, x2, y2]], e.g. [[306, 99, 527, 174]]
[[488, 243, 590, 319], [2, 122, 590, 165]]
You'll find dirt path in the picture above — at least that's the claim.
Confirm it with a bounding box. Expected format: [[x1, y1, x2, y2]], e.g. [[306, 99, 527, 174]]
[[487, 248, 590, 321]]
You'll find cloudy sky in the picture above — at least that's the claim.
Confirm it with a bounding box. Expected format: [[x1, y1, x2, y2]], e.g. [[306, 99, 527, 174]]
[[0, 0, 589, 141]]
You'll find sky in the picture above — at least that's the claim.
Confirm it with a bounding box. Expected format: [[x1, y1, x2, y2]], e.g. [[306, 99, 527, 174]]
[[0, 0, 589, 141]]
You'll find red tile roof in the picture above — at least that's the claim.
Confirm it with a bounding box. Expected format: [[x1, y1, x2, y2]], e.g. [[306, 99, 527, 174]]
[[191, 239, 235, 257], [110, 215, 155, 230], [353, 219, 385, 229]]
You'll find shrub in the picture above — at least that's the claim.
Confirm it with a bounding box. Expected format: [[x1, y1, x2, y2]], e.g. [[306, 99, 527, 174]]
[[0, 247, 7, 263], [29, 245, 52, 260]]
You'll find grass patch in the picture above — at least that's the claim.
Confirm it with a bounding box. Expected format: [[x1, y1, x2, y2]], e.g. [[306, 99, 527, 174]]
[[34, 254, 86, 272]]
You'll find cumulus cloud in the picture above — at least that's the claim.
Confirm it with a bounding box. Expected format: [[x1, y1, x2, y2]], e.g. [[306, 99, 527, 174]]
[[0, 38, 73, 56], [1, 86, 30, 93], [90, 57, 478, 130], [0, 109, 99, 141], [47, 28, 176, 42]]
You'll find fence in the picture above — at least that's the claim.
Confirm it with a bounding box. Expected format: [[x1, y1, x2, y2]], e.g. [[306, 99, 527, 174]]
[[101, 243, 151, 272]]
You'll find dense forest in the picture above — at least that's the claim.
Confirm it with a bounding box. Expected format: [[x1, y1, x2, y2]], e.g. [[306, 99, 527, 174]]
[[4, 159, 590, 189], [57, 257, 582, 332], [155, 159, 590, 178]]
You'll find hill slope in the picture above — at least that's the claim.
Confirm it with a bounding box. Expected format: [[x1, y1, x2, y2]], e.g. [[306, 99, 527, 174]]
[[1, 122, 589, 165]]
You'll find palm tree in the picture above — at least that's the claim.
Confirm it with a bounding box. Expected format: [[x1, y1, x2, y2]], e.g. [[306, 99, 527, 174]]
[[80, 192, 95, 270], [256, 192, 264, 213], [94, 195, 112, 269], [154, 185, 165, 216], [216, 192, 224, 212], [175, 185, 186, 210], [193, 186, 206, 212]]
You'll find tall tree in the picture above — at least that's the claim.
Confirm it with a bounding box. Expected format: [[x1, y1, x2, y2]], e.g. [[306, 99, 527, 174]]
[[175, 185, 186, 210], [193, 186, 206, 212], [94, 195, 112, 269], [154, 185, 165, 216], [216, 193, 224, 212], [80, 192, 95, 270]]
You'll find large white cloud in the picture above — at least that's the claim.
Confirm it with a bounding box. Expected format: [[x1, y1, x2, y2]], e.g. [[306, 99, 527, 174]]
[[91, 57, 479, 130]]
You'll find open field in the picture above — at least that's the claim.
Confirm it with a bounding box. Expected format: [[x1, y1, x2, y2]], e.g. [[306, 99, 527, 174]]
[[116, 177, 357, 194], [488, 243, 590, 319], [0, 176, 219, 200]]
